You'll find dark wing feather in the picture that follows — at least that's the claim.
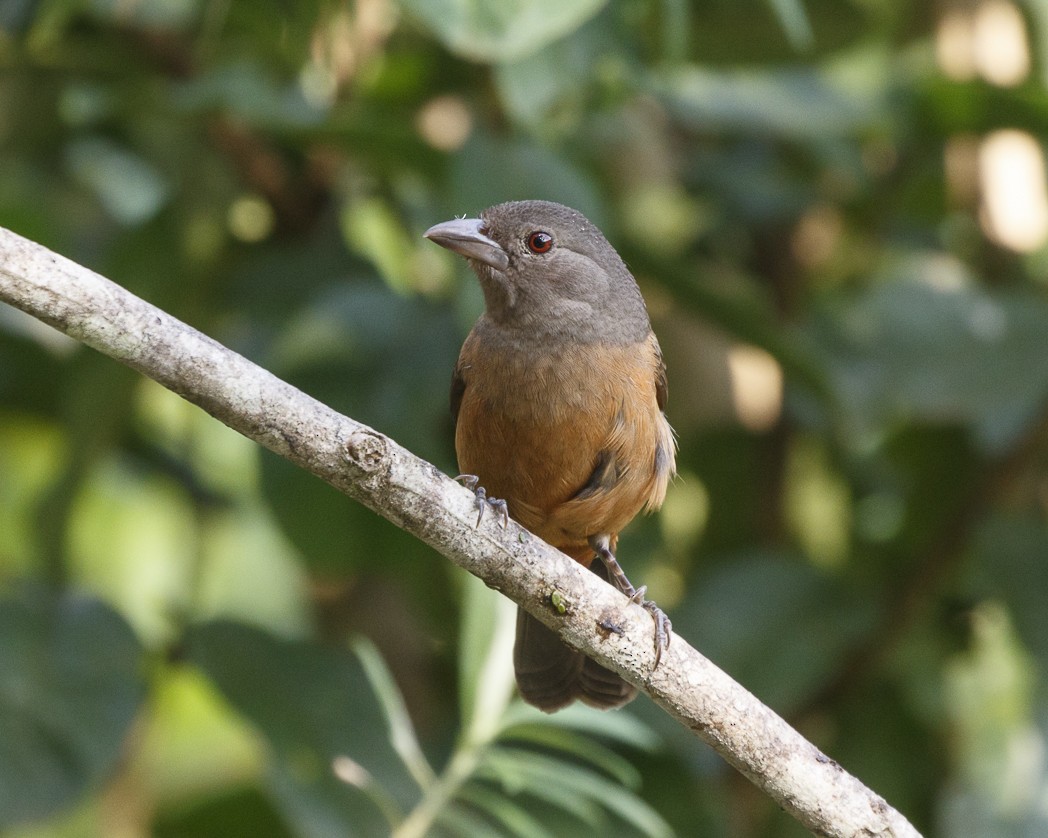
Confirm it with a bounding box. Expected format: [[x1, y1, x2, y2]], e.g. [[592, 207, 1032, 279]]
[[450, 363, 466, 430], [570, 449, 620, 502], [653, 337, 669, 412]]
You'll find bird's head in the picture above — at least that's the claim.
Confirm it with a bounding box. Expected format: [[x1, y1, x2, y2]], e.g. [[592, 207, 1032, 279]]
[[424, 200, 650, 343]]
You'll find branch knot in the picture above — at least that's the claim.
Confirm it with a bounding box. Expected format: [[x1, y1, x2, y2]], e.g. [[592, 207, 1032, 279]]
[[344, 428, 390, 480]]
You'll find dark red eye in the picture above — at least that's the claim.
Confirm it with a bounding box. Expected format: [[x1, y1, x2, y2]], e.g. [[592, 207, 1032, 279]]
[[526, 231, 553, 254]]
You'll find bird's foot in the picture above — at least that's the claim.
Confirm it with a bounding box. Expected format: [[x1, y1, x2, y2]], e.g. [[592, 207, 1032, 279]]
[[590, 537, 672, 668], [627, 586, 672, 668], [455, 474, 509, 528]]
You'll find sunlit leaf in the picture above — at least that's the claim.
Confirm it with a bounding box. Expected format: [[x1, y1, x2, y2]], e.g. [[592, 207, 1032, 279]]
[[137, 665, 267, 808], [342, 198, 418, 294], [401, 0, 607, 62], [0, 416, 67, 575], [973, 515, 1048, 670], [458, 573, 517, 742], [68, 457, 198, 646], [938, 601, 1042, 837]]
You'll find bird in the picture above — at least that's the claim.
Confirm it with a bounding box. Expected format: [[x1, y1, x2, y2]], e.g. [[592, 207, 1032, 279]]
[[424, 200, 676, 712]]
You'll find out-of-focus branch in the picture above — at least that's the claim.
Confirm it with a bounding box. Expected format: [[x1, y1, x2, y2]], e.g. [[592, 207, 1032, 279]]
[[0, 226, 921, 838]]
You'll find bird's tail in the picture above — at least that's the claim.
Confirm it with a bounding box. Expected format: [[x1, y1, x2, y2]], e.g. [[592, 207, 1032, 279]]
[[512, 560, 637, 712]]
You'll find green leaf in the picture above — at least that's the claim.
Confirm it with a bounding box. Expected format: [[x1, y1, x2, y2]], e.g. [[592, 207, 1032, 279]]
[[260, 282, 461, 575], [64, 136, 169, 226], [765, 0, 813, 51], [455, 784, 555, 838], [448, 133, 604, 227], [435, 800, 506, 837], [0, 328, 69, 417], [653, 66, 883, 140], [171, 62, 327, 128], [497, 729, 641, 789], [973, 514, 1048, 671], [0, 416, 67, 575], [492, 773, 604, 827], [270, 287, 461, 450], [354, 638, 435, 791], [458, 573, 516, 743], [0, 0, 36, 33], [186, 620, 420, 836], [0, 590, 145, 828], [808, 266, 1048, 453], [672, 552, 876, 712], [676, 0, 867, 64], [401, 0, 608, 62], [492, 16, 607, 125], [509, 703, 661, 751], [481, 748, 672, 837], [154, 787, 293, 838]]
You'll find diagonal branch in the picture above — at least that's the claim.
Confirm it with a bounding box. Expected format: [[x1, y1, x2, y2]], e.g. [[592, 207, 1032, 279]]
[[0, 226, 920, 838]]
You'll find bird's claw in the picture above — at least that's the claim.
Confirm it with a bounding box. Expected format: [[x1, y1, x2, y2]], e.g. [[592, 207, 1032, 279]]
[[455, 474, 509, 528], [625, 585, 672, 667], [591, 543, 673, 669], [645, 603, 672, 668]]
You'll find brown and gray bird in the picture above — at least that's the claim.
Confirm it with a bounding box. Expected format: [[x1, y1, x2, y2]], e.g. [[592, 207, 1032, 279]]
[[424, 200, 676, 712]]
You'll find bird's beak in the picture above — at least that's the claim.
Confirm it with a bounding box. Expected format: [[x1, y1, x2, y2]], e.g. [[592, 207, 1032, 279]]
[[423, 217, 509, 272]]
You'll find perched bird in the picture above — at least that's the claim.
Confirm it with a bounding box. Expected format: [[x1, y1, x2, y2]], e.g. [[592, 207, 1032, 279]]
[[424, 200, 676, 712]]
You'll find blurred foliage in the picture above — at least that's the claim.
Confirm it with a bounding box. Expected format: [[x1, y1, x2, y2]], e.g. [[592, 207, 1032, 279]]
[[2, 0, 1048, 835]]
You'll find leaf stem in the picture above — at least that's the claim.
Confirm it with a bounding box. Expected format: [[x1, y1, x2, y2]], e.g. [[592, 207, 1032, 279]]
[[393, 743, 483, 838]]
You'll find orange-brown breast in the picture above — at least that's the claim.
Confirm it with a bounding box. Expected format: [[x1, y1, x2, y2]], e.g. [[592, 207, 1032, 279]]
[[454, 328, 675, 564]]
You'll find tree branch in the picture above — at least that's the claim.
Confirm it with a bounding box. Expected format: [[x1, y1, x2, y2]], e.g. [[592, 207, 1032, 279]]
[[0, 226, 920, 838]]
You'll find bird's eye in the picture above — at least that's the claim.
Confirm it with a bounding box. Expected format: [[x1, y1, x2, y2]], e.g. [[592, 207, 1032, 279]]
[[526, 231, 553, 254]]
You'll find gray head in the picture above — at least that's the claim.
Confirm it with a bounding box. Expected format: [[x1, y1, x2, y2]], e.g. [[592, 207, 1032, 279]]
[[424, 200, 651, 344]]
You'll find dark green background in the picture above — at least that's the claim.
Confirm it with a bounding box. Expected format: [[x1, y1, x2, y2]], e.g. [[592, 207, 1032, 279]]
[[2, 1, 1048, 835]]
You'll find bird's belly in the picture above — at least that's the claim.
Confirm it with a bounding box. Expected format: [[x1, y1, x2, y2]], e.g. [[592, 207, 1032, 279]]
[[454, 345, 669, 552], [455, 393, 605, 527]]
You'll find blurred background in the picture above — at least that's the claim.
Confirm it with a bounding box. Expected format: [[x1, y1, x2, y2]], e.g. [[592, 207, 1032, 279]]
[[3, 0, 1048, 835]]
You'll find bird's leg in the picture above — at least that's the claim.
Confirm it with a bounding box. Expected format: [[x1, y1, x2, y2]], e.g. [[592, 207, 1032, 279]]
[[454, 474, 509, 528], [589, 534, 671, 667]]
